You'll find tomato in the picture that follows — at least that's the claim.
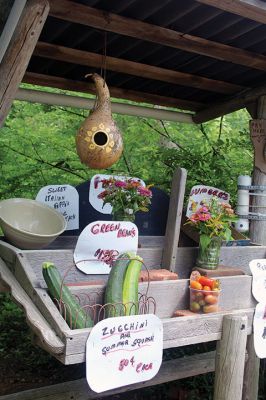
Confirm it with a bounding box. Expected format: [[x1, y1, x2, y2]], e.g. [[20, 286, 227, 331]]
[[203, 285, 212, 291], [190, 280, 203, 290], [190, 301, 200, 312], [203, 304, 219, 313], [198, 276, 214, 288], [194, 291, 204, 301], [204, 295, 218, 304]]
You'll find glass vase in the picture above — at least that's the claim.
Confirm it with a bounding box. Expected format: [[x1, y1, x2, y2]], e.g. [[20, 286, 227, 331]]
[[196, 236, 222, 270], [112, 211, 135, 222]]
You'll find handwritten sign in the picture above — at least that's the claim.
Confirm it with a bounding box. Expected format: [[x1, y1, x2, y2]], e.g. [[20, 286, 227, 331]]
[[186, 185, 230, 218], [250, 259, 266, 359], [86, 314, 163, 393], [74, 220, 138, 274], [249, 259, 266, 303], [250, 119, 266, 174], [253, 303, 266, 359], [89, 174, 145, 214], [36, 185, 79, 230]]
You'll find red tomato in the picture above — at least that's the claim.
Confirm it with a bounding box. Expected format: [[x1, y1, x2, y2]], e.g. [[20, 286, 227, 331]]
[[203, 285, 211, 292], [198, 276, 215, 288]]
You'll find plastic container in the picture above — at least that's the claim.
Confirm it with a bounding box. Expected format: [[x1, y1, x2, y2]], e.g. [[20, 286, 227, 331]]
[[189, 287, 221, 314]]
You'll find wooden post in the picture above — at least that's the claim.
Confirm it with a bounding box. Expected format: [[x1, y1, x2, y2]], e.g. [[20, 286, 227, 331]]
[[242, 335, 260, 400], [249, 96, 266, 244], [0, 0, 50, 127], [162, 167, 187, 272], [214, 315, 248, 400]]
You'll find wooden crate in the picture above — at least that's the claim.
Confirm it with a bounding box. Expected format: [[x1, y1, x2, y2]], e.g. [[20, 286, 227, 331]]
[[0, 238, 260, 365]]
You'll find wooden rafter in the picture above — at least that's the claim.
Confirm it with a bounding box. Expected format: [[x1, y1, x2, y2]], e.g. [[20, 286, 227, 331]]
[[0, 0, 49, 127], [193, 84, 266, 123], [22, 72, 203, 111], [49, 0, 266, 71], [196, 0, 266, 24], [34, 42, 246, 95]]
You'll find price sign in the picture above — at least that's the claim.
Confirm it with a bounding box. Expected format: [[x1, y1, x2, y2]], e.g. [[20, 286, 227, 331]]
[[86, 314, 163, 393], [74, 220, 138, 274], [249, 259, 266, 303], [36, 184, 79, 230], [186, 185, 230, 218], [253, 303, 266, 359], [89, 174, 145, 214], [250, 259, 266, 359]]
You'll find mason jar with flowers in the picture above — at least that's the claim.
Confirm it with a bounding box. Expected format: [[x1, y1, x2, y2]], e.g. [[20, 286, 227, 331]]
[[186, 198, 238, 270], [98, 178, 152, 222]]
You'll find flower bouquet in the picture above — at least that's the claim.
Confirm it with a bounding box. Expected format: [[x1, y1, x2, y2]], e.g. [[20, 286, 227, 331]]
[[186, 198, 238, 269], [98, 177, 152, 222]]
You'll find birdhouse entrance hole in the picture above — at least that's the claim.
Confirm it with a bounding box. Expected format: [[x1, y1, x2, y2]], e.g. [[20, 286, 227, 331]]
[[93, 131, 108, 146]]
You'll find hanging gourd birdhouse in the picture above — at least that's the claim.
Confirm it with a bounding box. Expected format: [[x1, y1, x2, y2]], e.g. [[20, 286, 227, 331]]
[[76, 73, 123, 169]]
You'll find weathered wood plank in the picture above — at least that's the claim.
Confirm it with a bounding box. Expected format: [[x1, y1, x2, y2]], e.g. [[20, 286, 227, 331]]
[[162, 168, 187, 272], [242, 334, 260, 400], [0, 351, 216, 399], [49, 1, 266, 71], [0, 258, 65, 355], [34, 41, 246, 95], [196, 0, 266, 24], [214, 315, 248, 400], [63, 309, 254, 364], [193, 84, 266, 123], [23, 72, 203, 111], [0, 0, 49, 127], [249, 97, 266, 245]]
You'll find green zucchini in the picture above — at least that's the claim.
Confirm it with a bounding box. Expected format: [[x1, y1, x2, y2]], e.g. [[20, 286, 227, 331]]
[[42, 262, 93, 329], [122, 255, 143, 316], [104, 252, 134, 317]]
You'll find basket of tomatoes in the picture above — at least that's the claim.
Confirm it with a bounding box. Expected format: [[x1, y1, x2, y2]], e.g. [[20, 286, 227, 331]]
[[189, 272, 221, 314]]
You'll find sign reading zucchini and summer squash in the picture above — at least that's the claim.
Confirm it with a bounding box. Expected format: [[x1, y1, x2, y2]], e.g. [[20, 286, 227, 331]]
[[74, 221, 138, 274], [36, 184, 79, 230], [86, 314, 163, 392]]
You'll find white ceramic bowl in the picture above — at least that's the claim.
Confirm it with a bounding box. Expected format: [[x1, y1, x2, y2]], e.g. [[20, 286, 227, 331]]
[[0, 198, 67, 249]]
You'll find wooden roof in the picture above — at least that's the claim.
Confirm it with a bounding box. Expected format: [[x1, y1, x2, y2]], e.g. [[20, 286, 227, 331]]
[[21, 0, 266, 122]]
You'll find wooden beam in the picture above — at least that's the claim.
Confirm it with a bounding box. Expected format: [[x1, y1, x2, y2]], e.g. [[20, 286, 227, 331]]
[[49, 0, 266, 71], [23, 72, 203, 111], [34, 42, 246, 95], [193, 84, 266, 123], [196, 0, 266, 25], [0, 0, 50, 128], [0, 351, 216, 399]]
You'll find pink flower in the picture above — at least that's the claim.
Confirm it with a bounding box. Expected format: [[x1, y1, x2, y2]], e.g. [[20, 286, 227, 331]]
[[138, 187, 152, 197], [114, 180, 127, 188], [198, 213, 211, 221]]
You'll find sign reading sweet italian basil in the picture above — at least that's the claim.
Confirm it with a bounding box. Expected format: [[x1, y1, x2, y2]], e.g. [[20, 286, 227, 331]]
[[74, 220, 138, 274], [86, 314, 163, 393], [36, 184, 79, 230]]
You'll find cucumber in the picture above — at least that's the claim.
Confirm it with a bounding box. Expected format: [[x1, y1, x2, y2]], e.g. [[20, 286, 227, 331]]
[[42, 262, 93, 329], [122, 255, 143, 316], [104, 252, 134, 317]]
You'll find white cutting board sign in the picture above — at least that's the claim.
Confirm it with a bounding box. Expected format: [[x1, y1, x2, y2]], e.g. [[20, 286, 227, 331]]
[[74, 220, 138, 274], [86, 314, 163, 393], [36, 184, 79, 230]]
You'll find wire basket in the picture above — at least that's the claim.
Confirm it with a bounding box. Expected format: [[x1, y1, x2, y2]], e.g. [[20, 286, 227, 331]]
[[52, 257, 156, 329]]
